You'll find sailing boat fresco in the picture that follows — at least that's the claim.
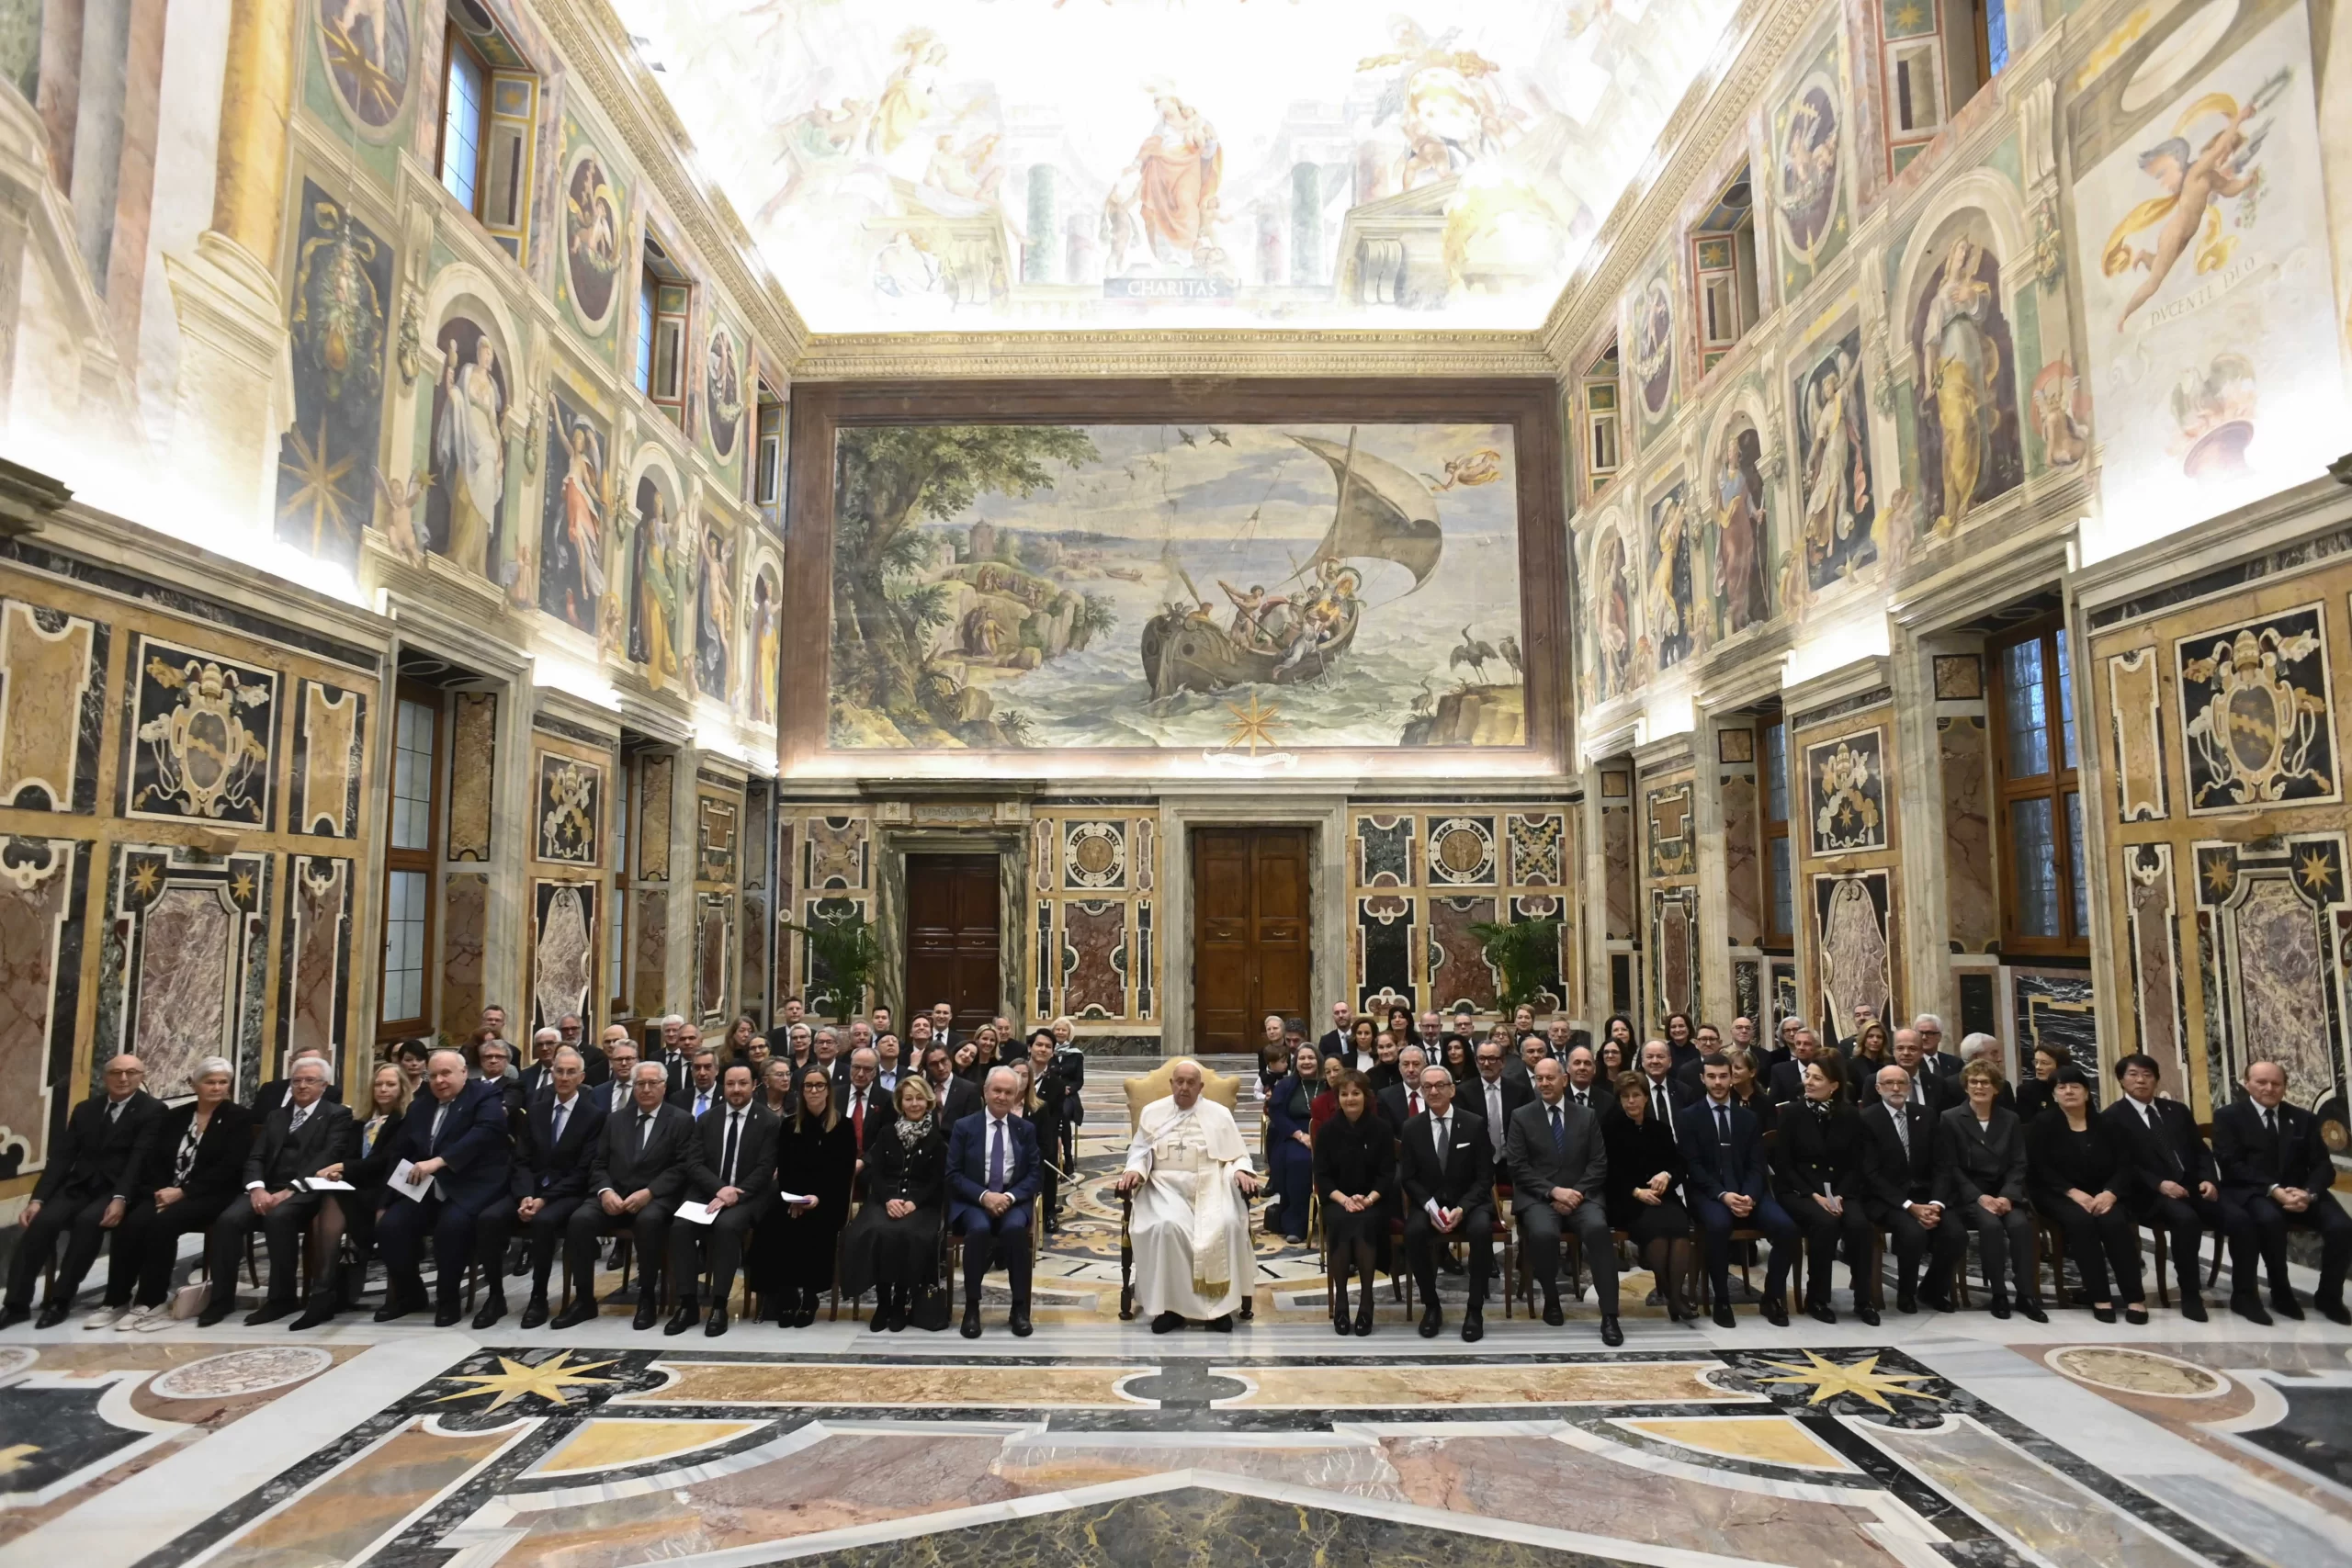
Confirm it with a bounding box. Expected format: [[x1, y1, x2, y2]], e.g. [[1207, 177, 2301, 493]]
[[826, 419, 1523, 752]]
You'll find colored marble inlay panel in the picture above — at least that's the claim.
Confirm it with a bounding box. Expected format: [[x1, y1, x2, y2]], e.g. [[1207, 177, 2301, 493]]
[[1220, 1361, 1737, 1407], [631, 1362, 1142, 1406]]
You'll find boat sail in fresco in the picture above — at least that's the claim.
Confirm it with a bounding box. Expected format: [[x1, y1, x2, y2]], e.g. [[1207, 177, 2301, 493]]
[[1139, 431, 1442, 696], [826, 419, 1522, 752]]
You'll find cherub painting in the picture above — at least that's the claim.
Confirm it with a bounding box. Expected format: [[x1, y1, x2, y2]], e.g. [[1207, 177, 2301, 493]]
[[2099, 72, 2287, 334]]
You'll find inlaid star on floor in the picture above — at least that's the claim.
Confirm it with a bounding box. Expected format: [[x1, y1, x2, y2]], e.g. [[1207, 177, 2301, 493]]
[[1750, 1350, 1944, 1412], [431, 1351, 619, 1412]]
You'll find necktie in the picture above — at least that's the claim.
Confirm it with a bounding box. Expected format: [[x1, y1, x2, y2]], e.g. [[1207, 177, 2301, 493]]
[[852, 1093, 865, 1151], [1433, 1116, 1448, 1165], [430, 1101, 448, 1146], [1715, 1104, 1731, 1145], [989, 1118, 1006, 1189], [553, 1100, 570, 1146], [1488, 1084, 1503, 1151], [1893, 1108, 1910, 1156], [1551, 1106, 1565, 1154], [695, 1090, 710, 1120], [108, 1100, 122, 1123], [1408, 1091, 1421, 1118], [639, 1111, 653, 1150], [721, 1110, 741, 1188]]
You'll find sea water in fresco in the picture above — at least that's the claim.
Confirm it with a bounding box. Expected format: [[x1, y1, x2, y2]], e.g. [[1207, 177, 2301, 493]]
[[827, 422, 1525, 752]]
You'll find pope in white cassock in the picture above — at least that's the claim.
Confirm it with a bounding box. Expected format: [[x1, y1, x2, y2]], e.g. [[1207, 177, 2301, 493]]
[[1115, 1060, 1261, 1332]]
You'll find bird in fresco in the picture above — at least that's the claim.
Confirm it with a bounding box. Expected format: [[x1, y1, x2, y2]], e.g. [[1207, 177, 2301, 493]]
[[1450, 626, 1497, 682], [1410, 675, 1436, 718], [1208, 427, 1232, 446], [1176, 428, 1198, 448], [1498, 635, 1523, 680]]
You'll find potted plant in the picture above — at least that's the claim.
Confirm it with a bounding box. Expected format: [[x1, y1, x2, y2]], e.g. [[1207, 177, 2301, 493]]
[[781, 907, 881, 1022], [1469, 915, 1564, 1014]]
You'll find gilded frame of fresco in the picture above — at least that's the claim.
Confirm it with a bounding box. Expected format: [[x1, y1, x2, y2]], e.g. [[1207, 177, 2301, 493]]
[[780, 378, 1572, 777]]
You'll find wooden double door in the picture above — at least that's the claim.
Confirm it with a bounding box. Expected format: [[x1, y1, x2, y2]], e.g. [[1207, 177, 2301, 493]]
[[906, 853, 1000, 1037], [1193, 826, 1310, 1053]]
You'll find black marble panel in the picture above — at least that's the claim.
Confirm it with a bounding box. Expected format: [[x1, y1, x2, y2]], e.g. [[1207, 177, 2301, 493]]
[[2236, 1382, 2352, 1489]]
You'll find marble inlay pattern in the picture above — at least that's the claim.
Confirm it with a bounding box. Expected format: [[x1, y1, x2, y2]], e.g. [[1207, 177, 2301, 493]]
[[1221, 1362, 1736, 1408], [635, 888, 669, 1014], [638, 756, 674, 880], [440, 872, 489, 1034], [288, 681, 364, 838], [1813, 871, 1892, 1034], [635, 1362, 1146, 1407], [446, 692, 495, 861], [2107, 647, 2168, 822], [147, 1348, 336, 1401], [1428, 896, 1500, 1011], [120, 636, 278, 828], [2230, 875, 2333, 1094], [1652, 888, 1697, 1023], [1804, 728, 1886, 855], [1939, 716, 1998, 953], [803, 813, 865, 889], [695, 891, 733, 1023], [533, 880, 597, 1034], [2042, 1347, 2227, 1400], [106, 845, 269, 1099], [1600, 805, 1634, 940], [0, 835, 87, 1180], [1061, 899, 1127, 1019], [1719, 776, 1760, 946], [1357, 816, 1414, 888], [1427, 817, 1498, 887], [2175, 604, 2338, 815], [273, 854, 349, 1063], [1507, 813, 1566, 887], [0, 597, 106, 813], [2123, 844, 2189, 1092], [1645, 781, 1692, 879]]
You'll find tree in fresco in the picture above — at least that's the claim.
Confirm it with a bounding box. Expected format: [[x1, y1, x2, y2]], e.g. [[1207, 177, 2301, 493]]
[[831, 423, 1097, 746]]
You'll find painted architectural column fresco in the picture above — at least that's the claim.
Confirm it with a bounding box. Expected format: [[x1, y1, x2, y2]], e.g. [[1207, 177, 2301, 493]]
[[214, 0, 299, 265]]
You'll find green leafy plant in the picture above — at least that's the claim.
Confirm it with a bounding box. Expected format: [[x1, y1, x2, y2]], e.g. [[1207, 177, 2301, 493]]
[[781, 908, 881, 1021], [1470, 916, 1563, 1012]]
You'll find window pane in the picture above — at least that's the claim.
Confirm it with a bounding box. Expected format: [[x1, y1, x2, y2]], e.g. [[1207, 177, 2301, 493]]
[[2056, 635, 2076, 770], [635, 276, 657, 394], [2064, 790, 2086, 939], [2001, 639, 2050, 778], [390, 697, 435, 852], [1768, 836, 1792, 937], [382, 868, 427, 1022], [439, 42, 485, 211], [1763, 722, 1789, 821], [2010, 796, 2057, 937]]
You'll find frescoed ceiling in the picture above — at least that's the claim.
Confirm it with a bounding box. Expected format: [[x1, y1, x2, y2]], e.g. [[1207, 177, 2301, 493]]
[[613, 0, 1744, 333]]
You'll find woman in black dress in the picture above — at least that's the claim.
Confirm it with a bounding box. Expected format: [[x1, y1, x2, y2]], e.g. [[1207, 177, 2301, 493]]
[[759, 1058, 796, 1119], [1603, 1070, 1694, 1322], [1774, 1052, 1879, 1325], [305, 1060, 410, 1322], [841, 1074, 946, 1331], [1022, 1030, 1069, 1232], [2027, 1064, 2146, 1323], [96, 1056, 252, 1331], [1313, 1070, 1393, 1336], [766, 1067, 856, 1326], [1725, 1047, 1778, 1137], [2014, 1044, 2079, 1123]]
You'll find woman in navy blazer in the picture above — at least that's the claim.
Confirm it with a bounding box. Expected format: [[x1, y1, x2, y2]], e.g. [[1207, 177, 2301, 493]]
[[1265, 1043, 1320, 1245]]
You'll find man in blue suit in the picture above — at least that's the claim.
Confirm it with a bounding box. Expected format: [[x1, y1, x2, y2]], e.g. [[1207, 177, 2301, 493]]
[[376, 1048, 514, 1325], [946, 1066, 1039, 1339], [1677, 1054, 1798, 1328]]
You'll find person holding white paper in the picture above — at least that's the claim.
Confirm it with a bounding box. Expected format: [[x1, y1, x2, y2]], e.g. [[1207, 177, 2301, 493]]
[[554, 1062, 695, 1330], [372, 1049, 514, 1326], [763, 1067, 856, 1327], [665, 1065, 780, 1337], [199, 1058, 354, 1327]]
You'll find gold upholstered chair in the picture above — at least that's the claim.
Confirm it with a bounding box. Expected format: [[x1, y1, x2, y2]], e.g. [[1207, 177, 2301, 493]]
[[1118, 1060, 1250, 1322]]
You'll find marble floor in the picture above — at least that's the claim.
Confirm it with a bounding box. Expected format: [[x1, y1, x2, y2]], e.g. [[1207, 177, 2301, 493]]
[[0, 1064, 2346, 1567]]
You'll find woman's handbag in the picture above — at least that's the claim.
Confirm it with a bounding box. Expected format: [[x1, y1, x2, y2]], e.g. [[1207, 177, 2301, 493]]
[[906, 1279, 953, 1331]]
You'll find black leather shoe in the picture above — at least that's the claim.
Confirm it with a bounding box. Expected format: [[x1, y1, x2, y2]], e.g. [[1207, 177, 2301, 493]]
[[1856, 1303, 1882, 1327], [1460, 1309, 1484, 1343], [1354, 1302, 1374, 1336], [2318, 1298, 2352, 1326], [2018, 1298, 2049, 1324], [2272, 1291, 2306, 1321], [1989, 1293, 2012, 1319], [2124, 1303, 2150, 1325], [1542, 1295, 1565, 1327], [1438, 1254, 1465, 1276], [518, 1296, 549, 1330], [1206, 1314, 1234, 1332], [704, 1306, 729, 1337], [1895, 1289, 1917, 1314], [373, 1297, 420, 1323], [34, 1302, 69, 1330], [1600, 1315, 1623, 1347], [630, 1297, 660, 1331], [2230, 1294, 2274, 1326], [1711, 1303, 1736, 1329], [197, 1302, 232, 1328], [1761, 1296, 1789, 1327], [960, 1303, 982, 1339], [244, 1299, 299, 1326], [664, 1301, 701, 1337], [434, 1302, 465, 1328], [0, 1306, 27, 1331], [1920, 1289, 1956, 1314], [471, 1295, 507, 1331], [549, 1298, 598, 1330], [1418, 1304, 1442, 1338], [1010, 1307, 1033, 1337], [2179, 1293, 2208, 1323], [1806, 1301, 1837, 1325], [1150, 1311, 1185, 1334], [288, 1301, 336, 1332]]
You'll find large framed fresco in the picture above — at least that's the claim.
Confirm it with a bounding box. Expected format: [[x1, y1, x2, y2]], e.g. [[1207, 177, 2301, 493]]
[[782, 380, 1568, 776]]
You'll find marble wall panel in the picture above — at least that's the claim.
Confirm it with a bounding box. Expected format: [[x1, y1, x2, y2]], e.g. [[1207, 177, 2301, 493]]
[[2232, 873, 2335, 1098], [804, 814, 863, 890], [2106, 648, 2167, 823], [104, 845, 269, 1099], [1646, 782, 1694, 879], [2176, 604, 2338, 816], [1652, 888, 1698, 1021], [536, 750, 604, 867], [802, 895, 863, 1018], [1426, 817, 1498, 887], [532, 879, 598, 1034], [0, 599, 106, 813], [1720, 775, 1761, 946], [439, 872, 488, 1035], [695, 891, 734, 1024], [1356, 817, 1413, 888], [1136, 900, 1155, 1018], [275, 854, 351, 1066], [638, 755, 674, 880], [1356, 894, 1413, 1013], [1135, 818, 1157, 894], [741, 888, 768, 1019], [635, 888, 670, 1017], [698, 793, 740, 884], [1813, 869, 1894, 1040], [2015, 968, 2100, 1080], [1939, 716, 1998, 952], [121, 636, 278, 829], [0, 836, 91, 1180], [288, 682, 365, 838], [1062, 899, 1127, 1019], [1061, 820, 1128, 892], [1805, 727, 1888, 855], [446, 693, 495, 862], [1932, 655, 1984, 699], [1034, 899, 1053, 1021], [2122, 844, 2188, 1093], [1507, 814, 1566, 886], [1428, 896, 1499, 1012], [1601, 804, 1634, 939]]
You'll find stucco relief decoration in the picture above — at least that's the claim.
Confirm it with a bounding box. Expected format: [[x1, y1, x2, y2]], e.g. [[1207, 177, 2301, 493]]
[[1425, 816, 1496, 886], [1062, 820, 1127, 891], [537, 754, 603, 865], [128, 645, 277, 827], [2177, 609, 2336, 813], [1808, 728, 1887, 853]]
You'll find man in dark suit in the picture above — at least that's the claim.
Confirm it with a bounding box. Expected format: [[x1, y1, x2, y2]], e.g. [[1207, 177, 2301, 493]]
[[252, 1046, 346, 1117], [1767, 1028, 1836, 1106], [665, 1064, 778, 1337], [947, 1066, 1041, 1338], [1908, 1015, 1962, 1086], [374, 1049, 514, 1325], [1857, 1061, 1961, 1313], [1468, 1042, 1535, 1166], [469, 1047, 606, 1332], [1559, 1045, 1605, 1114], [1399, 1065, 1494, 1341], [554, 1062, 696, 1329], [1377, 1046, 1432, 1129], [474, 1038, 529, 1140], [521, 1029, 564, 1099], [840, 1048, 897, 1165], [557, 1013, 608, 1086], [1507, 1057, 1620, 1341], [1316, 999, 1358, 1067], [2212, 1059, 2351, 1325], [921, 1045, 983, 1127], [1637, 1039, 1690, 1135], [198, 1057, 353, 1326], [672, 1047, 722, 1121], [600, 1040, 640, 1118], [2, 1054, 164, 1329], [651, 1017, 694, 1099], [1890, 1030, 1958, 1120], [2105, 1052, 2229, 1324], [1679, 1055, 1798, 1327]]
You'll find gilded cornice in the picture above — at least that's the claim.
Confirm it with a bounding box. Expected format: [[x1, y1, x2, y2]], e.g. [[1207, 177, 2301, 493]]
[[543, 0, 811, 366], [791, 327, 1559, 382]]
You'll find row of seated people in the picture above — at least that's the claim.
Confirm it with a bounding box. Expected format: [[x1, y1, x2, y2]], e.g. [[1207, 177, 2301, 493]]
[[2, 1029, 1079, 1339], [1263, 1033, 2349, 1342]]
